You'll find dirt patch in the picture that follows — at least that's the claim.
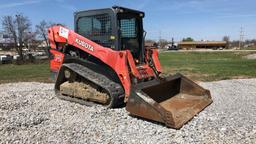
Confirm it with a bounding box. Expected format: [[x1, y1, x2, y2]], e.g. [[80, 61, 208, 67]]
[[244, 53, 256, 59], [60, 81, 109, 104]]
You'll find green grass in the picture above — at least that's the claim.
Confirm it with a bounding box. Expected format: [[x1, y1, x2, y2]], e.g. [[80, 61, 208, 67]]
[[242, 47, 256, 50], [0, 62, 51, 83], [159, 51, 256, 81], [0, 51, 255, 83]]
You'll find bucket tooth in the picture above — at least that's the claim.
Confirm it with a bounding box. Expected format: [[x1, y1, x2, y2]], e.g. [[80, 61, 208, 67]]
[[126, 73, 212, 129]]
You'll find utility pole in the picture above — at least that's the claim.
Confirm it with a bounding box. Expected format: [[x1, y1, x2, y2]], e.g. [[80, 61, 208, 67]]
[[239, 27, 244, 49]]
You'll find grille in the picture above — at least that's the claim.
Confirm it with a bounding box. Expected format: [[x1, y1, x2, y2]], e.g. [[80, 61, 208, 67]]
[[120, 18, 136, 38]]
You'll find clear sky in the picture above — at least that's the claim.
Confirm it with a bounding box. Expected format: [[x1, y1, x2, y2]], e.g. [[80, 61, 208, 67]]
[[0, 0, 255, 41]]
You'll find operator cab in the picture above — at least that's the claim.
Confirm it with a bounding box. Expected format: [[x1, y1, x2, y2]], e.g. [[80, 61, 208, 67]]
[[74, 6, 145, 64]]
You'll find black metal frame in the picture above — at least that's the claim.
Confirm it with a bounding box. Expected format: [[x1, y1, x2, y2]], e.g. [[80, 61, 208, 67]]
[[74, 6, 145, 63]]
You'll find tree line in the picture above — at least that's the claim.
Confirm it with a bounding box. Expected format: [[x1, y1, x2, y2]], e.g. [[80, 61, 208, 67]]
[[2, 13, 256, 60], [1, 13, 62, 61], [146, 36, 256, 49]]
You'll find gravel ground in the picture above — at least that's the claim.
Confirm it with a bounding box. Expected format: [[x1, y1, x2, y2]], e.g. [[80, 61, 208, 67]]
[[0, 79, 256, 144]]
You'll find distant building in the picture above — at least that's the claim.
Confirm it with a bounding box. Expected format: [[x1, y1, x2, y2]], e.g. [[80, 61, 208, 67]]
[[0, 32, 4, 43], [38, 40, 48, 48], [178, 41, 227, 50], [0, 32, 15, 50]]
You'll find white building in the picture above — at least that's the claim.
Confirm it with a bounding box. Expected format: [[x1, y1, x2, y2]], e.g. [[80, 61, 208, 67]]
[[0, 32, 15, 50]]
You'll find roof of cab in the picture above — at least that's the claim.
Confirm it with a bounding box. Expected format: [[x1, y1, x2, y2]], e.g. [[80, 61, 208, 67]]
[[74, 6, 145, 17]]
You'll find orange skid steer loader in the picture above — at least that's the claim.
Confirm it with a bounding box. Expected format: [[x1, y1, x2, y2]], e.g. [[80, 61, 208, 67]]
[[48, 6, 212, 129]]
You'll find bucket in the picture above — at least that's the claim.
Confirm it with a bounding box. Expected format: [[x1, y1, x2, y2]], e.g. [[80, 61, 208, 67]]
[[126, 73, 212, 129]]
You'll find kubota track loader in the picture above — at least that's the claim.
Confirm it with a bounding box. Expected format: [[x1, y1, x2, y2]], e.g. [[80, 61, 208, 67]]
[[48, 6, 212, 129]]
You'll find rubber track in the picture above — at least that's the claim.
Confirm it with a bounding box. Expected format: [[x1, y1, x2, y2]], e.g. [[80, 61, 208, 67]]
[[56, 63, 125, 108]]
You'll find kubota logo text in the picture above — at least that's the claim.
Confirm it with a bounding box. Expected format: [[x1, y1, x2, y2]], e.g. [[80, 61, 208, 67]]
[[75, 38, 94, 51]]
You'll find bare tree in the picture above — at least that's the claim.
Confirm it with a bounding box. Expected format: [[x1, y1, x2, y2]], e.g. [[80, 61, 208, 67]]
[[36, 20, 66, 48], [16, 14, 31, 61], [2, 16, 18, 51], [24, 32, 37, 49], [222, 36, 230, 49], [2, 14, 31, 61], [36, 20, 49, 47], [158, 39, 169, 49]]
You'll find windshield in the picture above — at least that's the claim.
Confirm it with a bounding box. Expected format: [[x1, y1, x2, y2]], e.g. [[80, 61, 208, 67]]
[[77, 14, 113, 48]]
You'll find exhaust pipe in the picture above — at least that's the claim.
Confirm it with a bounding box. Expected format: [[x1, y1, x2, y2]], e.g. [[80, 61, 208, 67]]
[[126, 73, 212, 129]]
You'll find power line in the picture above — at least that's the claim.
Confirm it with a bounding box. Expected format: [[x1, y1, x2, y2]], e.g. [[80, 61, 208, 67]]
[[239, 27, 244, 49]]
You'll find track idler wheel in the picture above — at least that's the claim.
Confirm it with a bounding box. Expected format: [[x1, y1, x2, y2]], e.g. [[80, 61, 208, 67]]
[[64, 69, 77, 82]]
